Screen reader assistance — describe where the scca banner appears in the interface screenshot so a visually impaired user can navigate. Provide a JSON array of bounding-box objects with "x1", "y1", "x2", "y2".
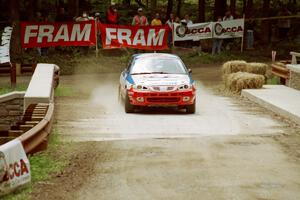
[
  {"x1": 0, "y1": 139, "x2": 31, "y2": 196},
  {"x1": 21, "y1": 21, "x2": 96, "y2": 48},
  {"x1": 100, "y1": 24, "x2": 169, "y2": 50},
  {"x1": 173, "y1": 22, "x2": 212, "y2": 41},
  {"x1": 212, "y1": 19, "x2": 244, "y2": 39}
]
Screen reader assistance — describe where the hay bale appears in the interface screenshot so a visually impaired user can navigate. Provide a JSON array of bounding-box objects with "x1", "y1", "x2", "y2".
[
  {"x1": 246, "y1": 62, "x2": 268, "y2": 75},
  {"x1": 225, "y1": 72, "x2": 265, "y2": 93},
  {"x1": 222, "y1": 60, "x2": 247, "y2": 75}
]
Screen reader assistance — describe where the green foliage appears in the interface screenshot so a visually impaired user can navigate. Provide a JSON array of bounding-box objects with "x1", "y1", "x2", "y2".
[
  {"x1": 0, "y1": 84, "x2": 28, "y2": 95},
  {"x1": 267, "y1": 76, "x2": 281, "y2": 85}
]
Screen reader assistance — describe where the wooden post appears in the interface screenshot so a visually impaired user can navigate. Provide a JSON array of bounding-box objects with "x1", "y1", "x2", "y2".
[
  {"x1": 10, "y1": 63, "x2": 16, "y2": 88},
  {"x1": 95, "y1": 19, "x2": 99, "y2": 58},
  {"x1": 241, "y1": 15, "x2": 245, "y2": 52}
]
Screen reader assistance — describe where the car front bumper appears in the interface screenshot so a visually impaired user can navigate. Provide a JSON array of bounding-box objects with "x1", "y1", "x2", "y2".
[{"x1": 127, "y1": 88, "x2": 196, "y2": 107}]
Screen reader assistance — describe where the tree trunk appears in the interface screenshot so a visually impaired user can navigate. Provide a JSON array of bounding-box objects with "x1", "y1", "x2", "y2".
[
  {"x1": 242, "y1": 0, "x2": 247, "y2": 15},
  {"x1": 245, "y1": 0, "x2": 253, "y2": 18},
  {"x1": 176, "y1": 0, "x2": 182, "y2": 18},
  {"x1": 27, "y1": 0, "x2": 35, "y2": 21},
  {"x1": 230, "y1": 0, "x2": 236, "y2": 17},
  {"x1": 68, "y1": 0, "x2": 79, "y2": 17},
  {"x1": 150, "y1": 0, "x2": 157, "y2": 13},
  {"x1": 261, "y1": 0, "x2": 271, "y2": 44},
  {"x1": 198, "y1": 0, "x2": 205, "y2": 22},
  {"x1": 214, "y1": 0, "x2": 227, "y2": 20},
  {"x1": 166, "y1": 0, "x2": 173, "y2": 20},
  {"x1": 10, "y1": 0, "x2": 22, "y2": 62}
]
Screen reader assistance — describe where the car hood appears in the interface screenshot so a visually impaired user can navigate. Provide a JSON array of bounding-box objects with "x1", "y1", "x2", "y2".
[{"x1": 131, "y1": 74, "x2": 191, "y2": 86}]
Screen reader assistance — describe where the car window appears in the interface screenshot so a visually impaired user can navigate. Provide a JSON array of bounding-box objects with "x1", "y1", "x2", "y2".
[{"x1": 130, "y1": 57, "x2": 187, "y2": 74}]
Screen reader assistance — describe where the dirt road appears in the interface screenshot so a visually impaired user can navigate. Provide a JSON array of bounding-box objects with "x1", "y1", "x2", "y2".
[{"x1": 33, "y1": 66, "x2": 300, "y2": 200}]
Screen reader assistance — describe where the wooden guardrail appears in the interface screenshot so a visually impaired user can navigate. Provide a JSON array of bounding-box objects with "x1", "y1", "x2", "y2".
[
  {"x1": 271, "y1": 63, "x2": 290, "y2": 85},
  {"x1": 18, "y1": 103, "x2": 54, "y2": 154}
]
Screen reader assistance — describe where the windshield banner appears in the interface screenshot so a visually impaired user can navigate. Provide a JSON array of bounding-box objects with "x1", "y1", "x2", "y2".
[
  {"x1": 99, "y1": 24, "x2": 169, "y2": 50},
  {"x1": 20, "y1": 21, "x2": 96, "y2": 48}
]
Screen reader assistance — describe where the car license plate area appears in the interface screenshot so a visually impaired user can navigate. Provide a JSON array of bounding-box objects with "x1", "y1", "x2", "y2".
[{"x1": 147, "y1": 97, "x2": 180, "y2": 103}]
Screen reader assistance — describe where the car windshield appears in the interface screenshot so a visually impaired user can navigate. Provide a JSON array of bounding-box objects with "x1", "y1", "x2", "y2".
[{"x1": 130, "y1": 57, "x2": 187, "y2": 75}]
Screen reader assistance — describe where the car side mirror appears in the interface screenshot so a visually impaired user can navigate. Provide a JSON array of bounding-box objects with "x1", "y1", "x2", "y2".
[{"x1": 188, "y1": 69, "x2": 192, "y2": 74}]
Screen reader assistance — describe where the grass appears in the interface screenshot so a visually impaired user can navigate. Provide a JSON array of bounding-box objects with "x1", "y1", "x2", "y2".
[
  {"x1": 0, "y1": 84, "x2": 28, "y2": 95},
  {"x1": 3, "y1": 130, "x2": 67, "y2": 200},
  {"x1": 54, "y1": 85, "x2": 75, "y2": 97},
  {"x1": 267, "y1": 76, "x2": 281, "y2": 85}
]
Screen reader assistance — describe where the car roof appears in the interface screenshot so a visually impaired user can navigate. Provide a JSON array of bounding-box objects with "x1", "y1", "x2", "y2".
[{"x1": 132, "y1": 53, "x2": 180, "y2": 60}]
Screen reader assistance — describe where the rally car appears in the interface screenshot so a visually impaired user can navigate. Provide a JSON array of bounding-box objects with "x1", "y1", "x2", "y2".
[{"x1": 119, "y1": 53, "x2": 196, "y2": 113}]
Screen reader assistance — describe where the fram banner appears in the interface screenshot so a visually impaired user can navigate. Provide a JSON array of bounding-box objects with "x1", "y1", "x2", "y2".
[
  {"x1": 99, "y1": 24, "x2": 169, "y2": 50},
  {"x1": 173, "y1": 22, "x2": 213, "y2": 41},
  {"x1": 0, "y1": 139, "x2": 31, "y2": 196},
  {"x1": 21, "y1": 21, "x2": 96, "y2": 48},
  {"x1": 212, "y1": 19, "x2": 244, "y2": 39}
]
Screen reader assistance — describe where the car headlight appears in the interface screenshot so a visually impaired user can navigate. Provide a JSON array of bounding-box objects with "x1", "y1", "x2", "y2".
[
  {"x1": 132, "y1": 85, "x2": 149, "y2": 91},
  {"x1": 178, "y1": 84, "x2": 192, "y2": 90}
]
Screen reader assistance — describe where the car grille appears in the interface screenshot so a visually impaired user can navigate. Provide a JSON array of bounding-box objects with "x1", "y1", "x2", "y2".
[
  {"x1": 147, "y1": 97, "x2": 180, "y2": 103},
  {"x1": 151, "y1": 86, "x2": 176, "y2": 92}
]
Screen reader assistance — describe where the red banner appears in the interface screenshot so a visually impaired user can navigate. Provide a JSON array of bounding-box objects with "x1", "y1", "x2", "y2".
[
  {"x1": 21, "y1": 21, "x2": 96, "y2": 48},
  {"x1": 99, "y1": 24, "x2": 169, "y2": 50}
]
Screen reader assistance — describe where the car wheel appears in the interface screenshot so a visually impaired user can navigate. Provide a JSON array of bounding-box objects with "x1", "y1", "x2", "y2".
[
  {"x1": 186, "y1": 100, "x2": 196, "y2": 114},
  {"x1": 125, "y1": 94, "x2": 135, "y2": 113}
]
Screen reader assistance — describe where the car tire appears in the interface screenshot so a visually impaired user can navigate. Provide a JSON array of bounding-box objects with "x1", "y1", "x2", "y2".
[
  {"x1": 125, "y1": 94, "x2": 135, "y2": 113},
  {"x1": 186, "y1": 100, "x2": 196, "y2": 114}
]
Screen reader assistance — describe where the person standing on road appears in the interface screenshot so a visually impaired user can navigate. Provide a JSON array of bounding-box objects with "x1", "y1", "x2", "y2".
[
  {"x1": 151, "y1": 13, "x2": 162, "y2": 26},
  {"x1": 106, "y1": 3, "x2": 118, "y2": 24},
  {"x1": 132, "y1": 8, "x2": 149, "y2": 26}
]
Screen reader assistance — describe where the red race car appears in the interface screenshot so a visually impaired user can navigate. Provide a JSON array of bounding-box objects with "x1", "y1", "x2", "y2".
[{"x1": 119, "y1": 53, "x2": 196, "y2": 113}]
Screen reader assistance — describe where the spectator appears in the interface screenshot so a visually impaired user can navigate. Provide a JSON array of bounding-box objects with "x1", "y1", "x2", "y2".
[
  {"x1": 175, "y1": 16, "x2": 180, "y2": 23},
  {"x1": 181, "y1": 14, "x2": 193, "y2": 25},
  {"x1": 223, "y1": 10, "x2": 234, "y2": 21},
  {"x1": 246, "y1": 19, "x2": 255, "y2": 49},
  {"x1": 56, "y1": 7, "x2": 68, "y2": 22},
  {"x1": 151, "y1": 13, "x2": 162, "y2": 26},
  {"x1": 75, "y1": 11, "x2": 94, "y2": 22},
  {"x1": 166, "y1": 13, "x2": 175, "y2": 47},
  {"x1": 223, "y1": 11, "x2": 234, "y2": 50},
  {"x1": 132, "y1": 8, "x2": 149, "y2": 26},
  {"x1": 212, "y1": 16, "x2": 223, "y2": 55},
  {"x1": 106, "y1": 3, "x2": 118, "y2": 24}
]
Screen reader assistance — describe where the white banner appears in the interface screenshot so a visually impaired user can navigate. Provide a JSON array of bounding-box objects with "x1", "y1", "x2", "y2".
[
  {"x1": 0, "y1": 139, "x2": 31, "y2": 196},
  {"x1": 173, "y1": 19, "x2": 244, "y2": 41},
  {"x1": 173, "y1": 22, "x2": 212, "y2": 41},
  {"x1": 0, "y1": 26, "x2": 12, "y2": 64},
  {"x1": 212, "y1": 19, "x2": 244, "y2": 39}
]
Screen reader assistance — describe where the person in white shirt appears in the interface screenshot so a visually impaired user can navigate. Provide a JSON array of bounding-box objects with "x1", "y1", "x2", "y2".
[
  {"x1": 223, "y1": 10, "x2": 233, "y2": 21},
  {"x1": 181, "y1": 14, "x2": 193, "y2": 25}
]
